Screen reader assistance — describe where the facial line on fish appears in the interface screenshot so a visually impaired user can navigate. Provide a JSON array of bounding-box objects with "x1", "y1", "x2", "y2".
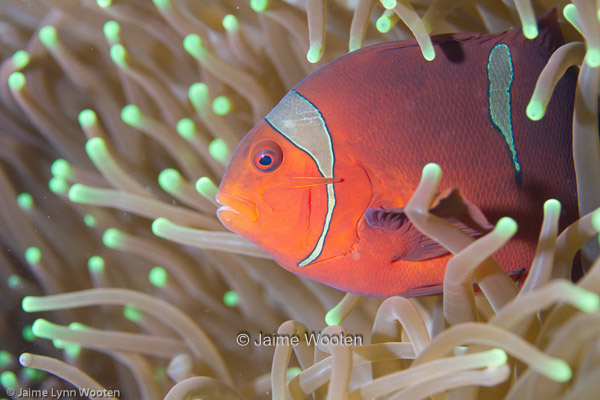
[{"x1": 266, "y1": 176, "x2": 343, "y2": 189}]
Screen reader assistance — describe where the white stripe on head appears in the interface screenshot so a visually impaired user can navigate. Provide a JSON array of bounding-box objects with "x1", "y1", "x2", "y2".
[{"x1": 265, "y1": 90, "x2": 336, "y2": 267}]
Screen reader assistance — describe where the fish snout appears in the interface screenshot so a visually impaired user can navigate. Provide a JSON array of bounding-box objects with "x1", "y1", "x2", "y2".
[{"x1": 216, "y1": 192, "x2": 259, "y2": 224}]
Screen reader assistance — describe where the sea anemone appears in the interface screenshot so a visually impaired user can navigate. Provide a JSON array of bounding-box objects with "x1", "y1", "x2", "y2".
[{"x1": 0, "y1": 0, "x2": 599, "y2": 399}]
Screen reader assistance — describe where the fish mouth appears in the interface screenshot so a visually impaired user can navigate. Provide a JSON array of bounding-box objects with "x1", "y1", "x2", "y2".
[{"x1": 216, "y1": 192, "x2": 258, "y2": 223}]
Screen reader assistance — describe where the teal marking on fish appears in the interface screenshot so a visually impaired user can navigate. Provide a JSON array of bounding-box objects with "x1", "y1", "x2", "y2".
[
  {"x1": 487, "y1": 43, "x2": 521, "y2": 185},
  {"x1": 265, "y1": 89, "x2": 336, "y2": 267}
]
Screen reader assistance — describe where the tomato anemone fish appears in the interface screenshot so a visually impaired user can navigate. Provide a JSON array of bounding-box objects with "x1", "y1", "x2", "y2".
[{"x1": 216, "y1": 11, "x2": 578, "y2": 297}]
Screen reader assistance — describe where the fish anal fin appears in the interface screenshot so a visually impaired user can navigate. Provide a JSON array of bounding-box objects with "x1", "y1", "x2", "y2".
[
  {"x1": 398, "y1": 284, "x2": 444, "y2": 297},
  {"x1": 365, "y1": 187, "x2": 493, "y2": 262}
]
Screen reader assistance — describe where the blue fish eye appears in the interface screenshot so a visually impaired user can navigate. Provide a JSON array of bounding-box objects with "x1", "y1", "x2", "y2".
[
  {"x1": 259, "y1": 154, "x2": 272, "y2": 166},
  {"x1": 252, "y1": 143, "x2": 282, "y2": 172}
]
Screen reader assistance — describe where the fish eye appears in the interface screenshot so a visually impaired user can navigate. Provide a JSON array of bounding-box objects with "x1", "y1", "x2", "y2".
[{"x1": 251, "y1": 141, "x2": 283, "y2": 173}]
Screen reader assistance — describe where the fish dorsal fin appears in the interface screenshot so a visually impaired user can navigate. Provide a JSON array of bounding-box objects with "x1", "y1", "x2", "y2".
[{"x1": 365, "y1": 188, "x2": 493, "y2": 262}]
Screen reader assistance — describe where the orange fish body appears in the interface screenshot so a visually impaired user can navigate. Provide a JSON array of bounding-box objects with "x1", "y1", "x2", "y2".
[{"x1": 217, "y1": 14, "x2": 578, "y2": 297}]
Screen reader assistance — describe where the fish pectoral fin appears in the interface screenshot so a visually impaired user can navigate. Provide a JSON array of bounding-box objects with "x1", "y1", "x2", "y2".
[
  {"x1": 364, "y1": 207, "x2": 449, "y2": 261},
  {"x1": 429, "y1": 187, "x2": 494, "y2": 236},
  {"x1": 396, "y1": 233, "x2": 450, "y2": 262},
  {"x1": 364, "y1": 187, "x2": 493, "y2": 262},
  {"x1": 364, "y1": 207, "x2": 410, "y2": 231}
]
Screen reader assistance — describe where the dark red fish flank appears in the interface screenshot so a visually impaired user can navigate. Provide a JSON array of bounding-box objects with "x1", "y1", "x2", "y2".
[
  {"x1": 290, "y1": 18, "x2": 577, "y2": 285},
  {"x1": 217, "y1": 12, "x2": 578, "y2": 297}
]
